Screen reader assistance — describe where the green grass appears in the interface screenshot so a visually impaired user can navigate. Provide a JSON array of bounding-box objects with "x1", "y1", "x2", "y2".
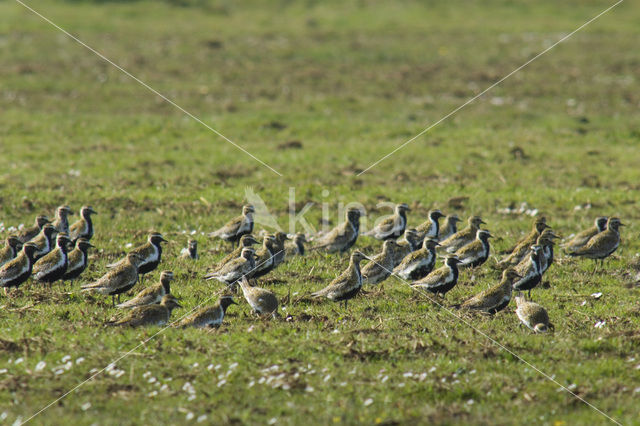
[{"x1": 1, "y1": 0, "x2": 640, "y2": 424}]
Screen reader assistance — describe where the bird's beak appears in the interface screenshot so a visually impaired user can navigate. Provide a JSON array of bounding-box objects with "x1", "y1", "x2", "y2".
[
  {"x1": 619, "y1": 223, "x2": 626, "y2": 226},
  {"x1": 161, "y1": 237, "x2": 169, "y2": 243},
  {"x1": 231, "y1": 299, "x2": 239, "y2": 305},
  {"x1": 480, "y1": 220, "x2": 487, "y2": 224},
  {"x1": 90, "y1": 209, "x2": 98, "y2": 214}
]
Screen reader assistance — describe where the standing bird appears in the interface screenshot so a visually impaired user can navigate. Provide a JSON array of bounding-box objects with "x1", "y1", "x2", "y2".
[
  {"x1": 393, "y1": 238, "x2": 439, "y2": 281},
  {"x1": 515, "y1": 294, "x2": 553, "y2": 333},
  {"x1": 69, "y1": 206, "x2": 97, "y2": 244},
  {"x1": 117, "y1": 270, "x2": 175, "y2": 308},
  {"x1": 0, "y1": 243, "x2": 39, "y2": 292},
  {"x1": 30, "y1": 224, "x2": 57, "y2": 261},
  {"x1": 272, "y1": 232, "x2": 290, "y2": 268},
  {"x1": 109, "y1": 232, "x2": 168, "y2": 283},
  {"x1": 180, "y1": 239, "x2": 199, "y2": 260},
  {"x1": 176, "y1": 296, "x2": 237, "y2": 328},
  {"x1": 209, "y1": 234, "x2": 258, "y2": 273},
  {"x1": 238, "y1": 277, "x2": 279, "y2": 316},
  {"x1": 535, "y1": 229, "x2": 560, "y2": 275},
  {"x1": 51, "y1": 205, "x2": 72, "y2": 235},
  {"x1": 512, "y1": 245, "x2": 544, "y2": 298},
  {"x1": 209, "y1": 204, "x2": 255, "y2": 248},
  {"x1": 107, "y1": 294, "x2": 181, "y2": 327},
  {"x1": 365, "y1": 203, "x2": 410, "y2": 241},
  {"x1": 249, "y1": 235, "x2": 278, "y2": 279},
  {"x1": 16, "y1": 215, "x2": 50, "y2": 243},
  {"x1": 497, "y1": 217, "x2": 549, "y2": 268},
  {"x1": 439, "y1": 214, "x2": 461, "y2": 241},
  {"x1": 392, "y1": 229, "x2": 421, "y2": 267},
  {"x1": 312, "y1": 206, "x2": 362, "y2": 253},
  {"x1": 411, "y1": 256, "x2": 462, "y2": 298},
  {"x1": 204, "y1": 247, "x2": 256, "y2": 287},
  {"x1": 562, "y1": 216, "x2": 608, "y2": 254},
  {"x1": 439, "y1": 215, "x2": 486, "y2": 254},
  {"x1": 456, "y1": 268, "x2": 521, "y2": 314},
  {"x1": 454, "y1": 229, "x2": 492, "y2": 268},
  {"x1": 285, "y1": 233, "x2": 307, "y2": 258},
  {"x1": 361, "y1": 240, "x2": 397, "y2": 285},
  {"x1": 82, "y1": 252, "x2": 144, "y2": 306},
  {"x1": 62, "y1": 238, "x2": 94, "y2": 284},
  {"x1": 32, "y1": 233, "x2": 71, "y2": 287},
  {"x1": 311, "y1": 251, "x2": 367, "y2": 308},
  {"x1": 415, "y1": 209, "x2": 445, "y2": 244},
  {"x1": 568, "y1": 217, "x2": 624, "y2": 269},
  {"x1": 0, "y1": 236, "x2": 23, "y2": 268}
]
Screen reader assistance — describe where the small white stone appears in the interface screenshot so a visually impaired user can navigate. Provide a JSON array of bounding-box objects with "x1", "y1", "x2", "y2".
[
  {"x1": 81, "y1": 402, "x2": 91, "y2": 411},
  {"x1": 363, "y1": 398, "x2": 374, "y2": 407},
  {"x1": 185, "y1": 412, "x2": 194, "y2": 421},
  {"x1": 35, "y1": 361, "x2": 46, "y2": 372},
  {"x1": 61, "y1": 355, "x2": 71, "y2": 363},
  {"x1": 197, "y1": 415, "x2": 207, "y2": 423},
  {"x1": 75, "y1": 357, "x2": 85, "y2": 365}
]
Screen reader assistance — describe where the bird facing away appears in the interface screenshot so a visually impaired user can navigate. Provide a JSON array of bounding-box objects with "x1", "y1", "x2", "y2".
[
  {"x1": 82, "y1": 252, "x2": 144, "y2": 306},
  {"x1": 457, "y1": 268, "x2": 521, "y2": 314},
  {"x1": 238, "y1": 277, "x2": 279, "y2": 316},
  {"x1": 454, "y1": 229, "x2": 492, "y2": 268},
  {"x1": 30, "y1": 224, "x2": 57, "y2": 261},
  {"x1": 392, "y1": 228, "x2": 421, "y2": 267},
  {"x1": 562, "y1": 216, "x2": 608, "y2": 254},
  {"x1": 415, "y1": 209, "x2": 445, "y2": 244},
  {"x1": 439, "y1": 215, "x2": 486, "y2": 254},
  {"x1": 16, "y1": 215, "x2": 50, "y2": 243},
  {"x1": 180, "y1": 239, "x2": 199, "y2": 260},
  {"x1": 411, "y1": 255, "x2": 462, "y2": 298},
  {"x1": 0, "y1": 243, "x2": 39, "y2": 291},
  {"x1": 32, "y1": 233, "x2": 71, "y2": 286},
  {"x1": 0, "y1": 236, "x2": 23, "y2": 268},
  {"x1": 209, "y1": 204, "x2": 255, "y2": 248},
  {"x1": 285, "y1": 233, "x2": 307, "y2": 258},
  {"x1": 497, "y1": 217, "x2": 549, "y2": 268},
  {"x1": 515, "y1": 294, "x2": 553, "y2": 333},
  {"x1": 107, "y1": 294, "x2": 181, "y2": 327},
  {"x1": 439, "y1": 214, "x2": 461, "y2": 241},
  {"x1": 204, "y1": 247, "x2": 256, "y2": 287},
  {"x1": 394, "y1": 238, "x2": 439, "y2": 281},
  {"x1": 117, "y1": 270, "x2": 175, "y2": 309},
  {"x1": 272, "y1": 232, "x2": 290, "y2": 268},
  {"x1": 313, "y1": 206, "x2": 362, "y2": 253},
  {"x1": 69, "y1": 206, "x2": 97, "y2": 244},
  {"x1": 249, "y1": 235, "x2": 278, "y2": 279},
  {"x1": 62, "y1": 238, "x2": 94, "y2": 282},
  {"x1": 361, "y1": 240, "x2": 397, "y2": 285},
  {"x1": 365, "y1": 203, "x2": 410, "y2": 241},
  {"x1": 175, "y1": 296, "x2": 237, "y2": 328},
  {"x1": 51, "y1": 205, "x2": 72, "y2": 235},
  {"x1": 311, "y1": 251, "x2": 367, "y2": 308},
  {"x1": 568, "y1": 217, "x2": 624, "y2": 266},
  {"x1": 513, "y1": 245, "x2": 544, "y2": 298},
  {"x1": 210, "y1": 234, "x2": 259, "y2": 273}
]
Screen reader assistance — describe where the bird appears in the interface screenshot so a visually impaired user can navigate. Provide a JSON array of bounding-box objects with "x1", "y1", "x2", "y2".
[
  {"x1": 0, "y1": 236, "x2": 22, "y2": 268},
  {"x1": 180, "y1": 239, "x2": 198, "y2": 260},
  {"x1": 411, "y1": 255, "x2": 462, "y2": 298},
  {"x1": 392, "y1": 228, "x2": 421, "y2": 267},
  {"x1": 439, "y1": 214, "x2": 461, "y2": 241},
  {"x1": 175, "y1": 296, "x2": 237, "y2": 328},
  {"x1": 107, "y1": 294, "x2": 181, "y2": 327},
  {"x1": 51, "y1": 205, "x2": 72, "y2": 235},
  {"x1": 393, "y1": 238, "x2": 439, "y2": 281},
  {"x1": 272, "y1": 232, "x2": 290, "y2": 268},
  {"x1": 209, "y1": 204, "x2": 255, "y2": 248},
  {"x1": 204, "y1": 247, "x2": 256, "y2": 287},
  {"x1": 312, "y1": 206, "x2": 362, "y2": 253},
  {"x1": 454, "y1": 229, "x2": 492, "y2": 268},
  {"x1": 30, "y1": 224, "x2": 57, "y2": 261},
  {"x1": 439, "y1": 216, "x2": 486, "y2": 254},
  {"x1": 16, "y1": 215, "x2": 50, "y2": 243},
  {"x1": 249, "y1": 235, "x2": 278, "y2": 279},
  {"x1": 512, "y1": 245, "x2": 544, "y2": 298},
  {"x1": 108, "y1": 232, "x2": 168, "y2": 283},
  {"x1": 563, "y1": 216, "x2": 608, "y2": 254},
  {"x1": 285, "y1": 233, "x2": 307, "y2": 258},
  {"x1": 515, "y1": 294, "x2": 553, "y2": 333},
  {"x1": 311, "y1": 251, "x2": 367, "y2": 308},
  {"x1": 117, "y1": 270, "x2": 175, "y2": 309},
  {"x1": 32, "y1": 233, "x2": 71, "y2": 287},
  {"x1": 365, "y1": 203, "x2": 410, "y2": 241},
  {"x1": 62, "y1": 238, "x2": 94, "y2": 284},
  {"x1": 568, "y1": 217, "x2": 624, "y2": 269},
  {"x1": 456, "y1": 268, "x2": 521, "y2": 314},
  {"x1": 82, "y1": 252, "x2": 144, "y2": 306},
  {"x1": 69, "y1": 206, "x2": 97, "y2": 243},
  {"x1": 415, "y1": 209, "x2": 445, "y2": 244},
  {"x1": 0, "y1": 243, "x2": 39, "y2": 292},
  {"x1": 209, "y1": 234, "x2": 259, "y2": 273},
  {"x1": 535, "y1": 229, "x2": 560, "y2": 275},
  {"x1": 238, "y1": 277, "x2": 279, "y2": 316},
  {"x1": 497, "y1": 217, "x2": 549, "y2": 268},
  {"x1": 361, "y1": 240, "x2": 397, "y2": 285}
]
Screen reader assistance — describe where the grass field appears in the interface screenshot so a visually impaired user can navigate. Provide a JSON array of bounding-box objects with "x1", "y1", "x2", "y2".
[{"x1": 1, "y1": 0, "x2": 640, "y2": 424}]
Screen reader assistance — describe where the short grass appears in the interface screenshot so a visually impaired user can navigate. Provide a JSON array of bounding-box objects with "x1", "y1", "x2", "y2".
[{"x1": 1, "y1": 0, "x2": 640, "y2": 424}]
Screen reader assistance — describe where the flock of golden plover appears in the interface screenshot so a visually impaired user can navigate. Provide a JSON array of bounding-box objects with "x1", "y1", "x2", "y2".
[{"x1": 0, "y1": 203, "x2": 624, "y2": 333}]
